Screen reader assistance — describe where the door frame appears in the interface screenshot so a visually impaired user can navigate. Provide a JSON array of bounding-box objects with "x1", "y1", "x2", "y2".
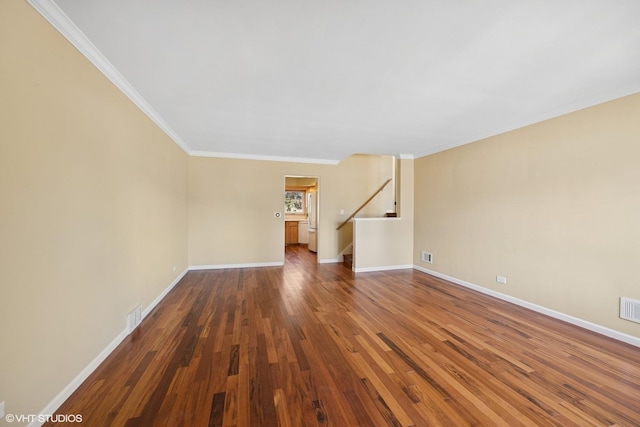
[{"x1": 283, "y1": 175, "x2": 320, "y2": 261}]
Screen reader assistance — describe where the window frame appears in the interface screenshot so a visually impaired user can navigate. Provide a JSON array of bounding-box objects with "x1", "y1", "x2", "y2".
[{"x1": 284, "y1": 187, "x2": 307, "y2": 216}]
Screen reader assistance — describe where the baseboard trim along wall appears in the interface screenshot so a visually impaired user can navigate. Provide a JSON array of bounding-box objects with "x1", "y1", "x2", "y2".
[
  {"x1": 30, "y1": 330, "x2": 129, "y2": 427},
  {"x1": 32, "y1": 267, "x2": 189, "y2": 427},
  {"x1": 143, "y1": 269, "x2": 189, "y2": 319},
  {"x1": 189, "y1": 262, "x2": 284, "y2": 270},
  {"x1": 353, "y1": 264, "x2": 414, "y2": 273},
  {"x1": 413, "y1": 265, "x2": 640, "y2": 349},
  {"x1": 37, "y1": 262, "x2": 638, "y2": 425},
  {"x1": 318, "y1": 258, "x2": 339, "y2": 264}
]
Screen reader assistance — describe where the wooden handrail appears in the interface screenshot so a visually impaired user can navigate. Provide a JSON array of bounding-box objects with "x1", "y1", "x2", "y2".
[{"x1": 336, "y1": 178, "x2": 393, "y2": 230}]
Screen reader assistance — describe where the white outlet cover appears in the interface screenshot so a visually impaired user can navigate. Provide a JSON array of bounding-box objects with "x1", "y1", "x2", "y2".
[
  {"x1": 0, "y1": 401, "x2": 5, "y2": 418},
  {"x1": 496, "y1": 275, "x2": 507, "y2": 284}
]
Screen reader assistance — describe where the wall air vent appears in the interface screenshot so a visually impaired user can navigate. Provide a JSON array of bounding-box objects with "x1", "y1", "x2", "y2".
[
  {"x1": 127, "y1": 305, "x2": 142, "y2": 333},
  {"x1": 620, "y1": 297, "x2": 640, "y2": 324},
  {"x1": 421, "y1": 251, "x2": 433, "y2": 263}
]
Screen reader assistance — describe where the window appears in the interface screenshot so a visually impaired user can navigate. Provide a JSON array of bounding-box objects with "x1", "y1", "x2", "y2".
[{"x1": 285, "y1": 190, "x2": 305, "y2": 214}]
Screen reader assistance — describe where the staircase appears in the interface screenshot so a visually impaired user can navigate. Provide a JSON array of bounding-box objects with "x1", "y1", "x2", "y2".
[
  {"x1": 343, "y1": 253, "x2": 353, "y2": 269},
  {"x1": 336, "y1": 177, "x2": 394, "y2": 272}
]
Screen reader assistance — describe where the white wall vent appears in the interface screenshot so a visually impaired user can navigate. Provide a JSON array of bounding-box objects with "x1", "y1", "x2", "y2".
[
  {"x1": 620, "y1": 298, "x2": 640, "y2": 324},
  {"x1": 421, "y1": 251, "x2": 433, "y2": 263},
  {"x1": 127, "y1": 305, "x2": 142, "y2": 333}
]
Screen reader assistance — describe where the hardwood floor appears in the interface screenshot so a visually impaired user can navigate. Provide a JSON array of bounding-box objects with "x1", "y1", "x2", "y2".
[{"x1": 49, "y1": 245, "x2": 640, "y2": 426}]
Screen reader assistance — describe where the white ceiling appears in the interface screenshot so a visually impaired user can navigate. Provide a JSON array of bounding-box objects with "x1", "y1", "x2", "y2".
[{"x1": 34, "y1": 0, "x2": 640, "y2": 163}]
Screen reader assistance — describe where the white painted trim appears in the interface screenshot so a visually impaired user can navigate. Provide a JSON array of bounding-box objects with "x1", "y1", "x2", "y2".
[
  {"x1": 25, "y1": 0, "x2": 397, "y2": 166},
  {"x1": 189, "y1": 150, "x2": 339, "y2": 165},
  {"x1": 30, "y1": 329, "x2": 128, "y2": 427},
  {"x1": 142, "y1": 268, "x2": 189, "y2": 320},
  {"x1": 318, "y1": 258, "x2": 340, "y2": 264},
  {"x1": 27, "y1": 0, "x2": 191, "y2": 155},
  {"x1": 354, "y1": 264, "x2": 413, "y2": 273},
  {"x1": 414, "y1": 85, "x2": 640, "y2": 160},
  {"x1": 189, "y1": 262, "x2": 283, "y2": 270},
  {"x1": 413, "y1": 265, "x2": 640, "y2": 349},
  {"x1": 31, "y1": 268, "x2": 190, "y2": 426}
]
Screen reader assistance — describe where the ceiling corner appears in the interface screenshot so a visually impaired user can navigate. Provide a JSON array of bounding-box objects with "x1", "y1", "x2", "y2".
[{"x1": 27, "y1": 0, "x2": 192, "y2": 155}]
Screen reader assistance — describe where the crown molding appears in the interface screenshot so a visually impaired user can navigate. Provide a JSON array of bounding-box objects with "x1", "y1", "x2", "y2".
[
  {"x1": 27, "y1": 0, "x2": 192, "y2": 155},
  {"x1": 26, "y1": 0, "x2": 416, "y2": 165},
  {"x1": 189, "y1": 150, "x2": 340, "y2": 165}
]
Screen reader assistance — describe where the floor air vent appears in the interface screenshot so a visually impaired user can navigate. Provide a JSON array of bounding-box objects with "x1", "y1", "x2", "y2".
[{"x1": 620, "y1": 298, "x2": 640, "y2": 324}]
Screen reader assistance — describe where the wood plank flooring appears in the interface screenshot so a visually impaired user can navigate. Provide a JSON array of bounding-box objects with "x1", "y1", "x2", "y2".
[{"x1": 48, "y1": 245, "x2": 640, "y2": 426}]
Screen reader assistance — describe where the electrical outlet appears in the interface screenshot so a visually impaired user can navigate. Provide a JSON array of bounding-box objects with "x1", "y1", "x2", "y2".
[
  {"x1": 421, "y1": 251, "x2": 433, "y2": 263},
  {"x1": 172, "y1": 265, "x2": 177, "y2": 272},
  {"x1": 0, "y1": 400, "x2": 5, "y2": 419},
  {"x1": 496, "y1": 275, "x2": 507, "y2": 284}
]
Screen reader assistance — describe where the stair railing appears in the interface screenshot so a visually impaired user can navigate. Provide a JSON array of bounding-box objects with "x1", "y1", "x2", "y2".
[{"x1": 336, "y1": 178, "x2": 392, "y2": 230}]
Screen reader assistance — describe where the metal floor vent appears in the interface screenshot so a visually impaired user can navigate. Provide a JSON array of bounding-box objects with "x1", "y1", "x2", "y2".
[{"x1": 620, "y1": 298, "x2": 640, "y2": 324}]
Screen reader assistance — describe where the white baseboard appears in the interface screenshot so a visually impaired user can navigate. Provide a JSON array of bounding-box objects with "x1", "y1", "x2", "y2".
[
  {"x1": 142, "y1": 268, "x2": 189, "y2": 319},
  {"x1": 31, "y1": 268, "x2": 190, "y2": 427},
  {"x1": 354, "y1": 264, "x2": 413, "y2": 273},
  {"x1": 318, "y1": 258, "x2": 339, "y2": 264},
  {"x1": 413, "y1": 265, "x2": 640, "y2": 349},
  {"x1": 189, "y1": 261, "x2": 283, "y2": 270},
  {"x1": 30, "y1": 329, "x2": 128, "y2": 427}
]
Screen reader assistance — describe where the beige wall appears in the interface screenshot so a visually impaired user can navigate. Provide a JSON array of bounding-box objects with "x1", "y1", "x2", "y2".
[
  {"x1": 353, "y1": 158, "x2": 414, "y2": 271},
  {"x1": 414, "y1": 93, "x2": 640, "y2": 338},
  {"x1": 11, "y1": 0, "x2": 639, "y2": 418},
  {"x1": 0, "y1": 2, "x2": 189, "y2": 422},
  {"x1": 188, "y1": 154, "x2": 395, "y2": 266}
]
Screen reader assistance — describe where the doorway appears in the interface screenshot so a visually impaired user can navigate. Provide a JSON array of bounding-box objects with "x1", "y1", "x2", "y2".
[{"x1": 284, "y1": 176, "x2": 319, "y2": 263}]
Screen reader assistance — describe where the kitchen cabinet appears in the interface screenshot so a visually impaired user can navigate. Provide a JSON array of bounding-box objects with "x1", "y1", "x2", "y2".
[{"x1": 285, "y1": 221, "x2": 298, "y2": 245}]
